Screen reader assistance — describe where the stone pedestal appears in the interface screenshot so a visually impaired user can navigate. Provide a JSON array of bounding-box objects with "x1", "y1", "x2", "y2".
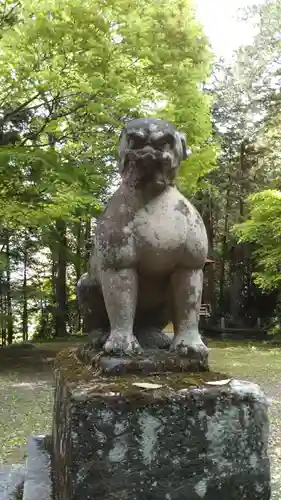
[
  {"x1": 52, "y1": 348, "x2": 271, "y2": 500},
  {"x1": 77, "y1": 343, "x2": 209, "y2": 375}
]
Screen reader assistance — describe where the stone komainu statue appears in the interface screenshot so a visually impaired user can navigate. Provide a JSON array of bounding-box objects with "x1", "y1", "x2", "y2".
[{"x1": 77, "y1": 117, "x2": 208, "y2": 358}]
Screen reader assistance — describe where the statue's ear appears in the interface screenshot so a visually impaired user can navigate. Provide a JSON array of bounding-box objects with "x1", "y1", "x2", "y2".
[{"x1": 179, "y1": 132, "x2": 188, "y2": 160}]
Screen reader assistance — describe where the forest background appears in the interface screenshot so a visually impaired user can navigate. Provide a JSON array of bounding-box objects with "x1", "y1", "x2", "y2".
[{"x1": 1, "y1": 0, "x2": 281, "y2": 344}]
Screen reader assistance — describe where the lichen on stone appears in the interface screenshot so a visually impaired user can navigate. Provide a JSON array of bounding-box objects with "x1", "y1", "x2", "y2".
[{"x1": 55, "y1": 347, "x2": 230, "y2": 404}]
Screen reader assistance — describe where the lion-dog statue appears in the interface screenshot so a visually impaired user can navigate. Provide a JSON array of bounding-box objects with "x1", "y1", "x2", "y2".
[{"x1": 77, "y1": 117, "x2": 208, "y2": 360}]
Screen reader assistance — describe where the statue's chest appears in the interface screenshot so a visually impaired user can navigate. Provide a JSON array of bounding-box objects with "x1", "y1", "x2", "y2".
[
  {"x1": 96, "y1": 188, "x2": 205, "y2": 273},
  {"x1": 130, "y1": 190, "x2": 199, "y2": 271},
  {"x1": 133, "y1": 201, "x2": 187, "y2": 252}
]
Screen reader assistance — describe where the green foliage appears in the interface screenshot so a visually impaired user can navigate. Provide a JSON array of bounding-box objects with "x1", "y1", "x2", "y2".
[
  {"x1": 226, "y1": 0, "x2": 281, "y2": 291},
  {"x1": 0, "y1": 0, "x2": 215, "y2": 341},
  {"x1": 0, "y1": 0, "x2": 215, "y2": 228},
  {"x1": 234, "y1": 190, "x2": 281, "y2": 289},
  {"x1": 0, "y1": 0, "x2": 20, "y2": 35}
]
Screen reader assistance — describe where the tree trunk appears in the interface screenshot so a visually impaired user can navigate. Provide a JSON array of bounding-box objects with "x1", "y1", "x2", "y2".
[
  {"x1": 228, "y1": 142, "x2": 248, "y2": 325},
  {"x1": 202, "y1": 190, "x2": 216, "y2": 311},
  {"x1": 83, "y1": 218, "x2": 91, "y2": 273},
  {"x1": 229, "y1": 244, "x2": 245, "y2": 326},
  {"x1": 239, "y1": 140, "x2": 246, "y2": 219},
  {"x1": 75, "y1": 220, "x2": 82, "y2": 331},
  {"x1": 49, "y1": 249, "x2": 57, "y2": 337},
  {"x1": 22, "y1": 236, "x2": 28, "y2": 342},
  {"x1": 54, "y1": 219, "x2": 68, "y2": 337},
  {"x1": 75, "y1": 220, "x2": 82, "y2": 281},
  {"x1": 5, "y1": 230, "x2": 13, "y2": 344},
  {"x1": 0, "y1": 272, "x2": 6, "y2": 345},
  {"x1": 219, "y1": 187, "x2": 231, "y2": 313}
]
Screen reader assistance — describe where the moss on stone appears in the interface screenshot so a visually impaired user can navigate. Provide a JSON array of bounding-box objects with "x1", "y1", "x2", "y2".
[
  {"x1": 77, "y1": 342, "x2": 209, "y2": 375},
  {"x1": 55, "y1": 348, "x2": 94, "y2": 384},
  {"x1": 55, "y1": 348, "x2": 230, "y2": 401}
]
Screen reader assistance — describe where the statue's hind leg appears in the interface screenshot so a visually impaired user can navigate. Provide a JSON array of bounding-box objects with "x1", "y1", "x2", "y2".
[
  {"x1": 77, "y1": 273, "x2": 109, "y2": 348},
  {"x1": 134, "y1": 304, "x2": 172, "y2": 349}
]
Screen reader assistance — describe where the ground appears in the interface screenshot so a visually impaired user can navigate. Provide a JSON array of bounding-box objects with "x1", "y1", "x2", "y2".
[{"x1": 0, "y1": 340, "x2": 280, "y2": 499}]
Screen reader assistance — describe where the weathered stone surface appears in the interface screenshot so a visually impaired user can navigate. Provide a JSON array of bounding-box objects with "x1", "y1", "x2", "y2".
[
  {"x1": 77, "y1": 117, "x2": 209, "y2": 359},
  {"x1": 77, "y1": 344, "x2": 209, "y2": 375},
  {"x1": 52, "y1": 349, "x2": 271, "y2": 500},
  {"x1": 23, "y1": 435, "x2": 52, "y2": 500},
  {"x1": 0, "y1": 463, "x2": 25, "y2": 500}
]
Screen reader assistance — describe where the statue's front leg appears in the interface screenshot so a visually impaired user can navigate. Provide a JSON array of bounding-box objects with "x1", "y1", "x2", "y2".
[
  {"x1": 100, "y1": 268, "x2": 142, "y2": 355},
  {"x1": 170, "y1": 268, "x2": 208, "y2": 359}
]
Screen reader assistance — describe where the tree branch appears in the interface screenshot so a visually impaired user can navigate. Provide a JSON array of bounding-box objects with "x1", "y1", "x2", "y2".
[{"x1": 3, "y1": 92, "x2": 43, "y2": 122}]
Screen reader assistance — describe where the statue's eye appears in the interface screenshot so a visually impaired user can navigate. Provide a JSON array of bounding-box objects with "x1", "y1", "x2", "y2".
[
  {"x1": 154, "y1": 134, "x2": 174, "y2": 149},
  {"x1": 128, "y1": 135, "x2": 146, "y2": 149}
]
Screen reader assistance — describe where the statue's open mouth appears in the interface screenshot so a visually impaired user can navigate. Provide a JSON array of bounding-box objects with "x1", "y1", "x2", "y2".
[
  {"x1": 123, "y1": 147, "x2": 175, "y2": 191},
  {"x1": 125, "y1": 148, "x2": 173, "y2": 166},
  {"x1": 126, "y1": 149, "x2": 162, "y2": 161}
]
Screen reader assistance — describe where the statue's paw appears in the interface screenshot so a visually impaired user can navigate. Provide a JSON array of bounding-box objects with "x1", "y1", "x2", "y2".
[
  {"x1": 170, "y1": 335, "x2": 208, "y2": 359},
  {"x1": 103, "y1": 332, "x2": 142, "y2": 356}
]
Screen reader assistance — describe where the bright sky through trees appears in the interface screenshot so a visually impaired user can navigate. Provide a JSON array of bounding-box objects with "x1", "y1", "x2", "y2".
[{"x1": 195, "y1": 0, "x2": 265, "y2": 58}]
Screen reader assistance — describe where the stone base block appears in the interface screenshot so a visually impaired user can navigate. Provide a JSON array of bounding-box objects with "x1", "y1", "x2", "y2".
[
  {"x1": 52, "y1": 348, "x2": 271, "y2": 500},
  {"x1": 23, "y1": 436, "x2": 52, "y2": 500},
  {"x1": 0, "y1": 463, "x2": 25, "y2": 500},
  {"x1": 77, "y1": 343, "x2": 209, "y2": 375}
]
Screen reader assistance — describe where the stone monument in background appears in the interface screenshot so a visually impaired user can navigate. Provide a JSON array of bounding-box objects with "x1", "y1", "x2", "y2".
[{"x1": 51, "y1": 118, "x2": 271, "y2": 500}]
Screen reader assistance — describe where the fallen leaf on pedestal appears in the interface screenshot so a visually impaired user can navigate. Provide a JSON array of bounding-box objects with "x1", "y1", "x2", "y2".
[
  {"x1": 132, "y1": 382, "x2": 163, "y2": 389},
  {"x1": 205, "y1": 379, "x2": 232, "y2": 386}
]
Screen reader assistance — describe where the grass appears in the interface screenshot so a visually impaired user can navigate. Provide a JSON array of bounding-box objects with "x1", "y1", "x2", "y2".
[
  {"x1": 0, "y1": 347, "x2": 54, "y2": 466},
  {"x1": 211, "y1": 343, "x2": 281, "y2": 500},
  {"x1": 0, "y1": 340, "x2": 280, "y2": 498}
]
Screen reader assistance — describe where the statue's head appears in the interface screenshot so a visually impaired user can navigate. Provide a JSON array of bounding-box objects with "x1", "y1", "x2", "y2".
[{"x1": 118, "y1": 117, "x2": 188, "y2": 194}]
